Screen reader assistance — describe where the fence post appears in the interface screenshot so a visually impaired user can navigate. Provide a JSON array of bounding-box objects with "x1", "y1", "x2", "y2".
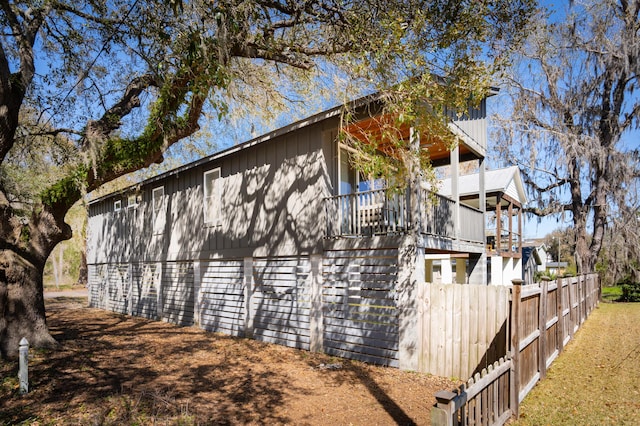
[
  {"x1": 580, "y1": 275, "x2": 586, "y2": 324},
  {"x1": 539, "y1": 277, "x2": 549, "y2": 380},
  {"x1": 510, "y1": 279, "x2": 523, "y2": 418},
  {"x1": 557, "y1": 276, "x2": 565, "y2": 353},
  {"x1": 432, "y1": 390, "x2": 457, "y2": 426},
  {"x1": 19, "y1": 337, "x2": 29, "y2": 394},
  {"x1": 568, "y1": 278, "x2": 575, "y2": 339}
]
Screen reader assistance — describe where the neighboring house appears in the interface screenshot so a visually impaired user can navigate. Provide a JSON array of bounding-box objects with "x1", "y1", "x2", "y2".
[
  {"x1": 522, "y1": 246, "x2": 542, "y2": 284},
  {"x1": 546, "y1": 261, "x2": 568, "y2": 276},
  {"x1": 87, "y1": 93, "x2": 492, "y2": 371},
  {"x1": 439, "y1": 166, "x2": 527, "y2": 285},
  {"x1": 521, "y1": 243, "x2": 549, "y2": 284}
]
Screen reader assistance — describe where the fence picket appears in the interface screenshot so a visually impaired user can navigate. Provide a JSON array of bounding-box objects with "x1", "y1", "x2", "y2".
[{"x1": 431, "y1": 274, "x2": 601, "y2": 426}]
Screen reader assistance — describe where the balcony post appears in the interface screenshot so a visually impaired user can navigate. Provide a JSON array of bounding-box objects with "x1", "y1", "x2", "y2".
[
  {"x1": 409, "y1": 127, "x2": 422, "y2": 232},
  {"x1": 451, "y1": 145, "x2": 460, "y2": 238}
]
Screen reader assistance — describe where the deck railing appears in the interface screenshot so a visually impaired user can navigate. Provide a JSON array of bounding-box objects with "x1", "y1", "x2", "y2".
[
  {"x1": 325, "y1": 187, "x2": 484, "y2": 242},
  {"x1": 421, "y1": 191, "x2": 455, "y2": 238},
  {"x1": 324, "y1": 188, "x2": 409, "y2": 237},
  {"x1": 459, "y1": 203, "x2": 485, "y2": 243}
]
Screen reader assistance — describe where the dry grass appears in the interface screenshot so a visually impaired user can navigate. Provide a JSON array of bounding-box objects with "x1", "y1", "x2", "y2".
[
  {"x1": 514, "y1": 303, "x2": 640, "y2": 425},
  {"x1": 1, "y1": 297, "x2": 458, "y2": 425}
]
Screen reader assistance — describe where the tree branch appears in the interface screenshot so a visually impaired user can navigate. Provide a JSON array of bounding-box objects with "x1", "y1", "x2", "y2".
[
  {"x1": 0, "y1": 1, "x2": 46, "y2": 88},
  {"x1": 84, "y1": 74, "x2": 158, "y2": 143}
]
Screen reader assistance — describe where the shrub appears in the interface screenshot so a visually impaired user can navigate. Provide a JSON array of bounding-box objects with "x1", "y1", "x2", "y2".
[
  {"x1": 616, "y1": 275, "x2": 640, "y2": 302},
  {"x1": 620, "y1": 281, "x2": 640, "y2": 302}
]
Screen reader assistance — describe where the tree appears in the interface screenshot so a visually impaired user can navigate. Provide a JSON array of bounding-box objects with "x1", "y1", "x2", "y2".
[
  {"x1": 0, "y1": 0, "x2": 534, "y2": 357},
  {"x1": 543, "y1": 227, "x2": 577, "y2": 274},
  {"x1": 596, "y1": 206, "x2": 640, "y2": 286},
  {"x1": 495, "y1": 0, "x2": 640, "y2": 274}
]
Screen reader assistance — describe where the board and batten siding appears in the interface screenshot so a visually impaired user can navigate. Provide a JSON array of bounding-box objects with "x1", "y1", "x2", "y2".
[
  {"x1": 322, "y1": 247, "x2": 400, "y2": 367},
  {"x1": 87, "y1": 119, "x2": 337, "y2": 267}
]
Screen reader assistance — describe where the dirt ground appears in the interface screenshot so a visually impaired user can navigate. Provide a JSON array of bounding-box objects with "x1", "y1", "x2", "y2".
[{"x1": 1, "y1": 297, "x2": 459, "y2": 425}]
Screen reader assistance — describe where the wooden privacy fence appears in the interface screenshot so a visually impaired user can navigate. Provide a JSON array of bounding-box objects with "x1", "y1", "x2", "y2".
[
  {"x1": 417, "y1": 283, "x2": 511, "y2": 379},
  {"x1": 432, "y1": 274, "x2": 600, "y2": 426}
]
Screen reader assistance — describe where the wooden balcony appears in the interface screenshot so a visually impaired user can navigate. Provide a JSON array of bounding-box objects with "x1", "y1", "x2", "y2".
[
  {"x1": 324, "y1": 188, "x2": 409, "y2": 237},
  {"x1": 324, "y1": 188, "x2": 484, "y2": 243}
]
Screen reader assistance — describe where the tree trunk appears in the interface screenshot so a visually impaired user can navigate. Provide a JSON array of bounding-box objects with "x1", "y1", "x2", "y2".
[
  {"x1": 51, "y1": 245, "x2": 63, "y2": 289},
  {"x1": 77, "y1": 246, "x2": 88, "y2": 286},
  {"x1": 0, "y1": 249, "x2": 57, "y2": 358}
]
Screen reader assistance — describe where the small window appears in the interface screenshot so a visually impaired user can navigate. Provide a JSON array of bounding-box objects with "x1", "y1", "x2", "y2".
[
  {"x1": 204, "y1": 168, "x2": 221, "y2": 225},
  {"x1": 127, "y1": 194, "x2": 138, "y2": 208},
  {"x1": 152, "y1": 186, "x2": 165, "y2": 234},
  {"x1": 113, "y1": 200, "x2": 122, "y2": 211}
]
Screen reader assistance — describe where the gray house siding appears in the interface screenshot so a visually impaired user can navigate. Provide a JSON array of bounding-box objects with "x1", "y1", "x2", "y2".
[
  {"x1": 251, "y1": 256, "x2": 312, "y2": 350},
  {"x1": 131, "y1": 262, "x2": 160, "y2": 319},
  {"x1": 161, "y1": 261, "x2": 195, "y2": 326},
  {"x1": 87, "y1": 98, "x2": 492, "y2": 370},
  {"x1": 322, "y1": 247, "x2": 400, "y2": 366},
  {"x1": 87, "y1": 119, "x2": 337, "y2": 265},
  {"x1": 200, "y1": 259, "x2": 245, "y2": 336},
  {"x1": 87, "y1": 118, "x2": 341, "y2": 352}
]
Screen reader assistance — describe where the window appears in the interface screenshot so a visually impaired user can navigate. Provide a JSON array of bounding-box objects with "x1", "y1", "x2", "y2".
[
  {"x1": 338, "y1": 146, "x2": 385, "y2": 195},
  {"x1": 152, "y1": 186, "x2": 165, "y2": 234},
  {"x1": 203, "y1": 168, "x2": 221, "y2": 225},
  {"x1": 113, "y1": 200, "x2": 122, "y2": 212},
  {"x1": 127, "y1": 194, "x2": 138, "y2": 208}
]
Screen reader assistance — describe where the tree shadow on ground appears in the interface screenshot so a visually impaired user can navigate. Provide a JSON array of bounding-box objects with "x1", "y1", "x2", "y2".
[
  {"x1": 301, "y1": 358, "x2": 418, "y2": 426},
  {"x1": 0, "y1": 298, "x2": 302, "y2": 425}
]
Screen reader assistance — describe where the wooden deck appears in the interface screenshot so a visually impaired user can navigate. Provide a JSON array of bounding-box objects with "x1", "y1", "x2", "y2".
[{"x1": 324, "y1": 188, "x2": 484, "y2": 245}]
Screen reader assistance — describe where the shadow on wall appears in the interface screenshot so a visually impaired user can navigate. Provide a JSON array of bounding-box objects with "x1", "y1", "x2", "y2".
[
  {"x1": 89, "y1": 139, "x2": 330, "y2": 264},
  {"x1": 220, "y1": 147, "x2": 329, "y2": 256}
]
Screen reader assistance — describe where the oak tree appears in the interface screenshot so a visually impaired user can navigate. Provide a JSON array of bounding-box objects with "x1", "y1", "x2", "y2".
[
  {"x1": 0, "y1": 0, "x2": 533, "y2": 357},
  {"x1": 495, "y1": 0, "x2": 640, "y2": 273}
]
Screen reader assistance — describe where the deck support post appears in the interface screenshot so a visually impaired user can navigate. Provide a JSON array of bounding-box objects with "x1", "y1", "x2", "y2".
[
  {"x1": 309, "y1": 254, "x2": 324, "y2": 353},
  {"x1": 193, "y1": 260, "x2": 202, "y2": 327},
  {"x1": 243, "y1": 257, "x2": 255, "y2": 338},
  {"x1": 397, "y1": 235, "x2": 424, "y2": 371}
]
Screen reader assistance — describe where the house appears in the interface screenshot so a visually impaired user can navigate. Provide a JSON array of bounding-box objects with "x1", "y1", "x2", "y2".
[
  {"x1": 546, "y1": 261, "x2": 568, "y2": 277},
  {"x1": 87, "y1": 93, "x2": 492, "y2": 372},
  {"x1": 522, "y1": 243, "x2": 552, "y2": 284},
  {"x1": 438, "y1": 166, "x2": 527, "y2": 285},
  {"x1": 522, "y1": 245, "x2": 541, "y2": 284}
]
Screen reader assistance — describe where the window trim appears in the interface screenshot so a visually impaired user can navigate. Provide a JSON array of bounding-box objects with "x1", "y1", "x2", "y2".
[
  {"x1": 113, "y1": 199, "x2": 122, "y2": 212},
  {"x1": 127, "y1": 194, "x2": 138, "y2": 209},
  {"x1": 152, "y1": 186, "x2": 165, "y2": 234},
  {"x1": 203, "y1": 168, "x2": 221, "y2": 226}
]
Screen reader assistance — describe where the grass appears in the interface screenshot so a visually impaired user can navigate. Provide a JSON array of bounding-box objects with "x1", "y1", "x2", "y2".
[
  {"x1": 514, "y1": 303, "x2": 640, "y2": 425},
  {"x1": 601, "y1": 285, "x2": 623, "y2": 302}
]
